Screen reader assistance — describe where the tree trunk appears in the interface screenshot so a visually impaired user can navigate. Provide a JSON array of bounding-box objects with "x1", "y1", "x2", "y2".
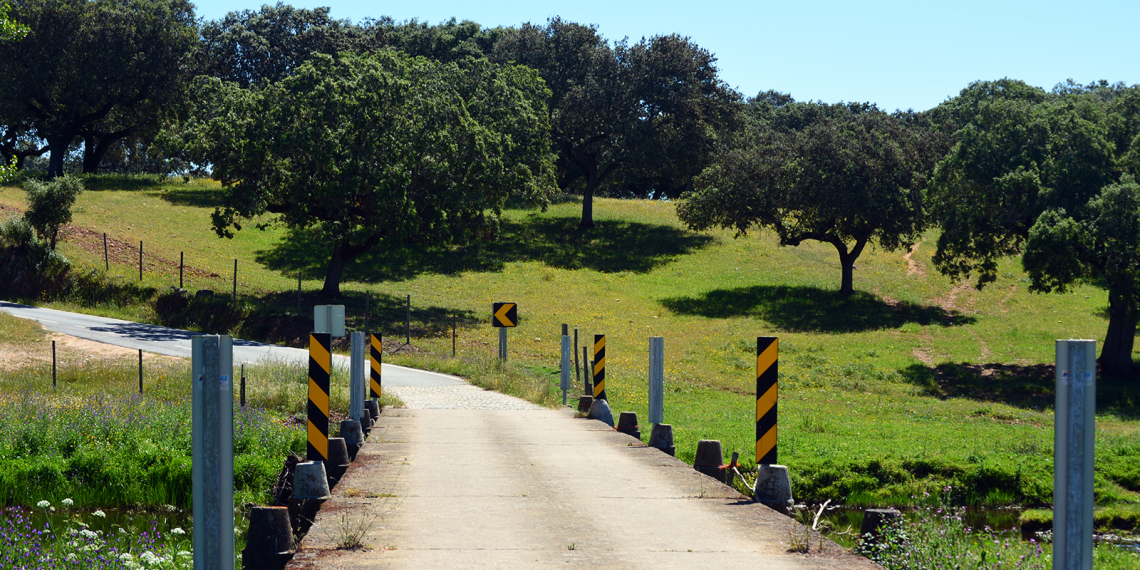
[
  {"x1": 46, "y1": 134, "x2": 72, "y2": 178},
  {"x1": 82, "y1": 134, "x2": 97, "y2": 173},
  {"x1": 1099, "y1": 290, "x2": 1138, "y2": 376},
  {"x1": 322, "y1": 241, "x2": 350, "y2": 297},
  {"x1": 580, "y1": 173, "x2": 598, "y2": 229},
  {"x1": 82, "y1": 130, "x2": 131, "y2": 174},
  {"x1": 831, "y1": 237, "x2": 868, "y2": 297}
]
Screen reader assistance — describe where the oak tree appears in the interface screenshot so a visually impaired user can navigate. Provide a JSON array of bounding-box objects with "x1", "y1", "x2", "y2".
[
  {"x1": 176, "y1": 51, "x2": 556, "y2": 296},
  {"x1": 678, "y1": 102, "x2": 947, "y2": 295},
  {"x1": 930, "y1": 80, "x2": 1140, "y2": 374}
]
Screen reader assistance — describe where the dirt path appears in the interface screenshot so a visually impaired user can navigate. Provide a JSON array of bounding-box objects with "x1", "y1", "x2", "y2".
[{"x1": 903, "y1": 242, "x2": 925, "y2": 277}]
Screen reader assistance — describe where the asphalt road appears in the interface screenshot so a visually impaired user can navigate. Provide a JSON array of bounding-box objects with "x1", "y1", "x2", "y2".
[{"x1": 0, "y1": 301, "x2": 465, "y2": 387}]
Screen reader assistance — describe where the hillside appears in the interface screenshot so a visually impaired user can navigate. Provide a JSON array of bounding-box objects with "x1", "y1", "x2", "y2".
[{"x1": 1, "y1": 176, "x2": 1137, "y2": 513}]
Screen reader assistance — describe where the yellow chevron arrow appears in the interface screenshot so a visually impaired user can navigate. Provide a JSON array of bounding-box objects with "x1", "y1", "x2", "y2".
[{"x1": 494, "y1": 303, "x2": 515, "y2": 326}]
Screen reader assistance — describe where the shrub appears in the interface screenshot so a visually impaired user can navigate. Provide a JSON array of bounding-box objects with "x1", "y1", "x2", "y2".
[{"x1": 23, "y1": 175, "x2": 84, "y2": 250}]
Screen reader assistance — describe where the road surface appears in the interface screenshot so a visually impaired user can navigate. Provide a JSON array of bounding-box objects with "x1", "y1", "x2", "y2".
[
  {"x1": 0, "y1": 301, "x2": 463, "y2": 387},
  {"x1": 284, "y1": 390, "x2": 878, "y2": 570}
]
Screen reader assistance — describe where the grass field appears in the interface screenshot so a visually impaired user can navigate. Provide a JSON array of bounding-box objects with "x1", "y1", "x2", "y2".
[{"x1": 1, "y1": 176, "x2": 1138, "y2": 528}]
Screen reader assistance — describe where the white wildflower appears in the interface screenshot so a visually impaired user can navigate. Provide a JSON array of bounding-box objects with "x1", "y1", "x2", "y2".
[
  {"x1": 61, "y1": 498, "x2": 74, "y2": 507},
  {"x1": 36, "y1": 500, "x2": 50, "y2": 508},
  {"x1": 170, "y1": 527, "x2": 186, "y2": 535},
  {"x1": 93, "y1": 510, "x2": 106, "y2": 518},
  {"x1": 176, "y1": 551, "x2": 192, "y2": 558},
  {"x1": 139, "y1": 551, "x2": 161, "y2": 565},
  {"x1": 66, "y1": 553, "x2": 77, "y2": 561},
  {"x1": 119, "y1": 552, "x2": 134, "y2": 561}
]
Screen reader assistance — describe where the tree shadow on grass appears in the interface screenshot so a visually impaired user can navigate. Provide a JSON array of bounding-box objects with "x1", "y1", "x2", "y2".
[
  {"x1": 155, "y1": 187, "x2": 227, "y2": 209},
  {"x1": 253, "y1": 215, "x2": 714, "y2": 283},
  {"x1": 900, "y1": 362, "x2": 1139, "y2": 416},
  {"x1": 156, "y1": 287, "x2": 478, "y2": 350},
  {"x1": 659, "y1": 285, "x2": 974, "y2": 333}
]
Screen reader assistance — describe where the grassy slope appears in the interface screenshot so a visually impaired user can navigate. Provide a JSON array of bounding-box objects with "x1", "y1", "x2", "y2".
[{"x1": 1, "y1": 178, "x2": 1138, "y2": 515}]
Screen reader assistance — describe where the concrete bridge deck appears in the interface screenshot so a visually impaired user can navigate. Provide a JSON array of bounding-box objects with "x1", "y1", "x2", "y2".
[{"x1": 285, "y1": 389, "x2": 878, "y2": 570}]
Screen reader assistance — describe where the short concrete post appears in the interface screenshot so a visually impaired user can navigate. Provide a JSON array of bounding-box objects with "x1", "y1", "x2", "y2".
[
  {"x1": 293, "y1": 462, "x2": 331, "y2": 500},
  {"x1": 242, "y1": 506, "x2": 293, "y2": 570},
  {"x1": 577, "y1": 395, "x2": 593, "y2": 413},
  {"x1": 587, "y1": 397, "x2": 614, "y2": 427},
  {"x1": 340, "y1": 419, "x2": 364, "y2": 460},
  {"x1": 648, "y1": 424, "x2": 675, "y2": 456},
  {"x1": 694, "y1": 440, "x2": 725, "y2": 483},
  {"x1": 365, "y1": 399, "x2": 380, "y2": 425},
  {"x1": 648, "y1": 337, "x2": 664, "y2": 425},
  {"x1": 1055, "y1": 339, "x2": 1096, "y2": 570},
  {"x1": 754, "y1": 465, "x2": 794, "y2": 512},
  {"x1": 616, "y1": 412, "x2": 640, "y2": 441},
  {"x1": 325, "y1": 437, "x2": 351, "y2": 489},
  {"x1": 859, "y1": 509, "x2": 902, "y2": 547}
]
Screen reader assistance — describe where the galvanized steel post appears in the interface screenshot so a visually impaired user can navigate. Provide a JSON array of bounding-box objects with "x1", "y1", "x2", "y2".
[
  {"x1": 349, "y1": 331, "x2": 366, "y2": 423},
  {"x1": 1054, "y1": 339, "x2": 1096, "y2": 570},
  {"x1": 192, "y1": 335, "x2": 235, "y2": 570},
  {"x1": 560, "y1": 333, "x2": 571, "y2": 405},
  {"x1": 648, "y1": 337, "x2": 664, "y2": 425}
]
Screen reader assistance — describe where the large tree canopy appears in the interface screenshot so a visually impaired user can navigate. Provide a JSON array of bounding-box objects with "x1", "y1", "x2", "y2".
[
  {"x1": 492, "y1": 18, "x2": 740, "y2": 228},
  {"x1": 930, "y1": 79, "x2": 1140, "y2": 374},
  {"x1": 678, "y1": 101, "x2": 948, "y2": 295},
  {"x1": 0, "y1": 0, "x2": 197, "y2": 176},
  {"x1": 0, "y1": 1, "x2": 28, "y2": 41},
  {"x1": 175, "y1": 50, "x2": 556, "y2": 296},
  {"x1": 198, "y1": 3, "x2": 367, "y2": 88}
]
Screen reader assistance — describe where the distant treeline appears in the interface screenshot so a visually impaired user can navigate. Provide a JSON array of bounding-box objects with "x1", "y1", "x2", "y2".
[{"x1": 5, "y1": 1, "x2": 1140, "y2": 375}]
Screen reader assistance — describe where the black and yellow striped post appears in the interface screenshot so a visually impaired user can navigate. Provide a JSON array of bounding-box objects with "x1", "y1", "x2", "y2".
[
  {"x1": 592, "y1": 334, "x2": 607, "y2": 401},
  {"x1": 308, "y1": 333, "x2": 331, "y2": 462},
  {"x1": 369, "y1": 333, "x2": 382, "y2": 400},
  {"x1": 756, "y1": 336, "x2": 778, "y2": 465}
]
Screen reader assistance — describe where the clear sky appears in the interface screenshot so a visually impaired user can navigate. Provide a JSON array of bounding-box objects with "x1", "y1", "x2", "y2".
[{"x1": 191, "y1": 0, "x2": 1140, "y2": 112}]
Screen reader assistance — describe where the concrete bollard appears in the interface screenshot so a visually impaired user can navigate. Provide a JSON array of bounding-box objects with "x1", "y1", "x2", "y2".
[
  {"x1": 616, "y1": 412, "x2": 641, "y2": 441},
  {"x1": 325, "y1": 438, "x2": 351, "y2": 489},
  {"x1": 859, "y1": 508, "x2": 902, "y2": 546},
  {"x1": 292, "y1": 462, "x2": 331, "y2": 500},
  {"x1": 694, "y1": 440, "x2": 726, "y2": 483},
  {"x1": 365, "y1": 399, "x2": 380, "y2": 421},
  {"x1": 242, "y1": 506, "x2": 293, "y2": 570},
  {"x1": 754, "y1": 464, "x2": 794, "y2": 512},
  {"x1": 648, "y1": 423, "x2": 675, "y2": 456},
  {"x1": 577, "y1": 395, "x2": 593, "y2": 413},
  {"x1": 587, "y1": 398, "x2": 615, "y2": 427},
  {"x1": 340, "y1": 420, "x2": 364, "y2": 460}
]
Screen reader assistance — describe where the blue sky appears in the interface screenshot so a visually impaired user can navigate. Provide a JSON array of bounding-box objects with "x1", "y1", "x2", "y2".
[{"x1": 191, "y1": 0, "x2": 1140, "y2": 112}]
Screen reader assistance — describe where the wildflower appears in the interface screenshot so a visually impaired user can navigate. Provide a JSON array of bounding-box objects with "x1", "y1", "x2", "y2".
[
  {"x1": 61, "y1": 498, "x2": 73, "y2": 507},
  {"x1": 119, "y1": 552, "x2": 134, "y2": 561},
  {"x1": 170, "y1": 527, "x2": 186, "y2": 535},
  {"x1": 93, "y1": 510, "x2": 106, "y2": 518},
  {"x1": 36, "y1": 500, "x2": 50, "y2": 509}
]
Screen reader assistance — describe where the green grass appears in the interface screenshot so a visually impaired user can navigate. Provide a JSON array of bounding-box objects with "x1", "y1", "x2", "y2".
[
  {"x1": 0, "y1": 310, "x2": 43, "y2": 344},
  {"x1": 2, "y1": 176, "x2": 1138, "y2": 523},
  {"x1": 0, "y1": 357, "x2": 305, "y2": 509}
]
